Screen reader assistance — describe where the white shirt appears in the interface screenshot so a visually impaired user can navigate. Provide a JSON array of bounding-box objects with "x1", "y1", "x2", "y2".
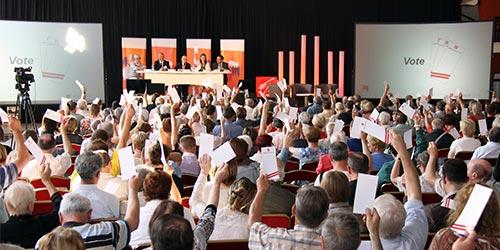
[
  {"x1": 21, "y1": 152, "x2": 71, "y2": 180},
  {"x1": 130, "y1": 199, "x2": 195, "y2": 246},
  {"x1": 210, "y1": 207, "x2": 249, "y2": 241},
  {"x1": 471, "y1": 141, "x2": 500, "y2": 160},
  {"x1": 268, "y1": 131, "x2": 285, "y2": 150},
  {"x1": 73, "y1": 184, "x2": 120, "y2": 219},
  {"x1": 449, "y1": 137, "x2": 481, "y2": 158}
]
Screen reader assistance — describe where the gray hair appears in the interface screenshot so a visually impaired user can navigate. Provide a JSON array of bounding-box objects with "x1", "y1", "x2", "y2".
[
  {"x1": 77, "y1": 99, "x2": 87, "y2": 110},
  {"x1": 378, "y1": 112, "x2": 391, "y2": 126},
  {"x1": 431, "y1": 118, "x2": 444, "y2": 130},
  {"x1": 321, "y1": 213, "x2": 361, "y2": 250},
  {"x1": 4, "y1": 181, "x2": 35, "y2": 215},
  {"x1": 373, "y1": 194, "x2": 406, "y2": 239},
  {"x1": 98, "y1": 122, "x2": 114, "y2": 138},
  {"x1": 60, "y1": 193, "x2": 92, "y2": 215},
  {"x1": 75, "y1": 151, "x2": 103, "y2": 180},
  {"x1": 295, "y1": 186, "x2": 329, "y2": 228},
  {"x1": 299, "y1": 112, "x2": 312, "y2": 125}
]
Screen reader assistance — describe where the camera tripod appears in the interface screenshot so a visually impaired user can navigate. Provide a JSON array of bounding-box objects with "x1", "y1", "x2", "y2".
[{"x1": 16, "y1": 89, "x2": 37, "y2": 131}]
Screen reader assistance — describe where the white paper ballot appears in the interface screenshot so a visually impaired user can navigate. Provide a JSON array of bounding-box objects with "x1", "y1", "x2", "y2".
[
  {"x1": 223, "y1": 85, "x2": 232, "y2": 94},
  {"x1": 274, "y1": 93, "x2": 281, "y2": 103},
  {"x1": 404, "y1": 129, "x2": 413, "y2": 149},
  {"x1": 333, "y1": 119, "x2": 345, "y2": 133},
  {"x1": 256, "y1": 100, "x2": 263, "y2": 110},
  {"x1": 399, "y1": 103, "x2": 416, "y2": 119},
  {"x1": 283, "y1": 117, "x2": 291, "y2": 132},
  {"x1": 275, "y1": 112, "x2": 289, "y2": 123},
  {"x1": 259, "y1": 147, "x2": 280, "y2": 181},
  {"x1": 158, "y1": 138, "x2": 168, "y2": 166},
  {"x1": 25, "y1": 137, "x2": 45, "y2": 163},
  {"x1": 283, "y1": 97, "x2": 290, "y2": 107},
  {"x1": 198, "y1": 133, "x2": 215, "y2": 159},
  {"x1": 149, "y1": 132, "x2": 160, "y2": 142},
  {"x1": 215, "y1": 106, "x2": 223, "y2": 120},
  {"x1": 103, "y1": 182, "x2": 120, "y2": 195},
  {"x1": 369, "y1": 108, "x2": 380, "y2": 122},
  {"x1": 144, "y1": 139, "x2": 155, "y2": 160},
  {"x1": 210, "y1": 141, "x2": 236, "y2": 166},
  {"x1": 231, "y1": 102, "x2": 241, "y2": 112},
  {"x1": 461, "y1": 108, "x2": 468, "y2": 121},
  {"x1": 353, "y1": 174, "x2": 379, "y2": 214},
  {"x1": 451, "y1": 184, "x2": 493, "y2": 236},
  {"x1": 185, "y1": 106, "x2": 200, "y2": 120},
  {"x1": 449, "y1": 127, "x2": 461, "y2": 139},
  {"x1": 60, "y1": 97, "x2": 71, "y2": 110},
  {"x1": 167, "y1": 86, "x2": 181, "y2": 103},
  {"x1": 118, "y1": 146, "x2": 136, "y2": 180},
  {"x1": 276, "y1": 80, "x2": 287, "y2": 92},
  {"x1": 316, "y1": 88, "x2": 321, "y2": 96},
  {"x1": 351, "y1": 117, "x2": 368, "y2": 139},
  {"x1": 75, "y1": 80, "x2": 84, "y2": 90},
  {"x1": 258, "y1": 91, "x2": 267, "y2": 100},
  {"x1": 43, "y1": 109, "x2": 62, "y2": 123},
  {"x1": 288, "y1": 107, "x2": 298, "y2": 121},
  {"x1": 419, "y1": 98, "x2": 431, "y2": 111},
  {"x1": 0, "y1": 108, "x2": 9, "y2": 123},
  {"x1": 478, "y1": 119, "x2": 488, "y2": 135},
  {"x1": 363, "y1": 120, "x2": 389, "y2": 143},
  {"x1": 92, "y1": 97, "x2": 100, "y2": 105}
]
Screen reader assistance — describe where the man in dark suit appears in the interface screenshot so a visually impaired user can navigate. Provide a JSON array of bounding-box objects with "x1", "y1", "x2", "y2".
[
  {"x1": 175, "y1": 55, "x2": 191, "y2": 71},
  {"x1": 153, "y1": 52, "x2": 170, "y2": 71},
  {"x1": 211, "y1": 55, "x2": 230, "y2": 71}
]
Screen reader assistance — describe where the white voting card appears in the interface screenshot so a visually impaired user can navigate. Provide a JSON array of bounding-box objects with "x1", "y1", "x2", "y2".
[
  {"x1": 351, "y1": 117, "x2": 368, "y2": 139},
  {"x1": 404, "y1": 129, "x2": 413, "y2": 149},
  {"x1": 369, "y1": 108, "x2": 380, "y2": 122},
  {"x1": 118, "y1": 146, "x2": 136, "y2": 180},
  {"x1": 198, "y1": 133, "x2": 215, "y2": 159},
  {"x1": 461, "y1": 108, "x2": 468, "y2": 121},
  {"x1": 399, "y1": 103, "x2": 416, "y2": 119},
  {"x1": 451, "y1": 184, "x2": 492, "y2": 236},
  {"x1": 333, "y1": 119, "x2": 345, "y2": 133},
  {"x1": 259, "y1": 147, "x2": 280, "y2": 181},
  {"x1": 216, "y1": 106, "x2": 223, "y2": 120},
  {"x1": 103, "y1": 182, "x2": 120, "y2": 195},
  {"x1": 168, "y1": 85, "x2": 181, "y2": 103},
  {"x1": 353, "y1": 174, "x2": 379, "y2": 214},
  {"x1": 43, "y1": 109, "x2": 62, "y2": 123},
  {"x1": 288, "y1": 107, "x2": 298, "y2": 121},
  {"x1": 478, "y1": 119, "x2": 488, "y2": 135},
  {"x1": 449, "y1": 127, "x2": 461, "y2": 139},
  {"x1": 210, "y1": 141, "x2": 236, "y2": 166},
  {"x1": 0, "y1": 108, "x2": 9, "y2": 123},
  {"x1": 25, "y1": 137, "x2": 45, "y2": 163},
  {"x1": 363, "y1": 120, "x2": 388, "y2": 143}
]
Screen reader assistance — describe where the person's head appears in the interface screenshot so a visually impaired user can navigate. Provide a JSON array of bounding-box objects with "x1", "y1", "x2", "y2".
[
  {"x1": 75, "y1": 151, "x2": 103, "y2": 183},
  {"x1": 334, "y1": 102, "x2": 345, "y2": 113},
  {"x1": 38, "y1": 133, "x2": 56, "y2": 151},
  {"x1": 254, "y1": 135, "x2": 273, "y2": 152},
  {"x1": 321, "y1": 213, "x2": 361, "y2": 250},
  {"x1": 486, "y1": 103, "x2": 497, "y2": 115},
  {"x1": 442, "y1": 159, "x2": 468, "y2": 193},
  {"x1": 436, "y1": 100, "x2": 446, "y2": 112},
  {"x1": 447, "y1": 183, "x2": 499, "y2": 235},
  {"x1": 143, "y1": 170, "x2": 172, "y2": 202},
  {"x1": 272, "y1": 118, "x2": 284, "y2": 130},
  {"x1": 203, "y1": 118, "x2": 215, "y2": 133},
  {"x1": 150, "y1": 214, "x2": 193, "y2": 250},
  {"x1": 181, "y1": 55, "x2": 187, "y2": 64},
  {"x1": 67, "y1": 100, "x2": 78, "y2": 113},
  {"x1": 237, "y1": 135, "x2": 253, "y2": 154},
  {"x1": 489, "y1": 126, "x2": 500, "y2": 143},
  {"x1": 179, "y1": 135, "x2": 196, "y2": 154},
  {"x1": 148, "y1": 200, "x2": 184, "y2": 230},
  {"x1": 312, "y1": 115, "x2": 327, "y2": 129},
  {"x1": 373, "y1": 194, "x2": 406, "y2": 239},
  {"x1": 228, "y1": 177, "x2": 257, "y2": 214},
  {"x1": 243, "y1": 127, "x2": 258, "y2": 142},
  {"x1": 329, "y1": 142, "x2": 348, "y2": 162},
  {"x1": 467, "y1": 159, "x2": 492, "y2": 184},
  {"x1": 0, "y1": 144, "x2": 6, "y2": 165},
  {"x1": 323, "y1": 99, "x2": 332, "y2": 110},
  {"x1": 470, "y1": 101, "x2": 482, "y2": 115},
  {"x1": 59, "y1": 193, "x2": 92, "y2": 224},
  {"x1": 90, "y1": 104, "x2": 100, "y2": 117},
  {"x1": 64, "y1": 116, "x2": 78, "y2": 133},
  {"x1": 230, "y1": 138, "x2": 249, "y2": 162},
  {"x1": 459, "y1": 119, "x2": 476, "y2": 137},
  {"x1": 305, "y1": 126, "x2": 321, "y2": 144},
  {"x1": 445, "y1": 102, "x2": 455, "y2": 114},
  {"x1": 37, "y1": 226, "x2": 85, "y2": 250},
  {"x1": 299, "y1": 112, "x2": 312, "y2": 125},
  {"x1": 223, "y1": 107, "x2": 236, "y2": 121},
  {"x1": 392, "y1": 111, "x2": 407, "y2": 125},
  {"x1": 366, "y1": 135, "x2": 386, "y2": 153},
  {"x1": 378, "y1": 111, "x2": 391, "y2": 126},
  {"x1": 320, "y1": 170, "x2": 350, "y2": 203},
  {"x1": 431, "y1": 118, "x2": 444, "y2": 130},
  {"x1": 293, "y1": 185, "x2": 329, "y2": 228},
  {"x1": 200, "y1": 53, "x2": 207, "y2": 63},
  {"x1": 216, "y1": 55, "x2": 224, "y2": 64},
  {"x1": 88, "y1": 138, "x2": 109, "y2": 152},
  {"x1": 148, "y1": 143, "x2": 170, "y2": 166},
  {"x1": 347, "y1": 152, "x2": 369, "y2": 175},
  {"x1": 313, "y1": 96, "x2": 322, "y2": 105},
  {"x1": 443, "y1": 114, "x2": 457, "y2": 129},
  {"x1": 4, "y1": 180, "x2": 35, "y2": 216},
  {"x1": 132, "y1": 131, "x2": 148, "y2": 152},
  {"x1": 236, "y1": 107, "x2": 247, "y2": 120},
  {"x1": 158, "y1": 52, "x2": 165, "y2": 60},
  {"x1": 77, "y1": 99, "x2": 87, "y2": 111}
]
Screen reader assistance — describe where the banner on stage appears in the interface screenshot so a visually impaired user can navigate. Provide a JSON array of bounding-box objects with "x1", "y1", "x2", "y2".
[
  {"x1": 186, "y1": 39, "x2": 211, "y2": 68},
  {"x1": 121, "y1": 37, "x2": 146, "y2": 82},
  {"x1": 151, "y1": 38, "x2": 177, "y2": 68},
  {"x1": 255, "y1": 76, "x2": 279, "y2": 98},
  {"x1": 220, "y1": 39, "x2": 245, "y2": 88}
]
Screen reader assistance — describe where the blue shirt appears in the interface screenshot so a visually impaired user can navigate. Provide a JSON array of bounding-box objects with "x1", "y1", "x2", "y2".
[
  {"x1": 213, "y1": 121, "x2": 243, "y2": 141},
  {"x1": 297, "y1": 147, "x2": 328, "y2": 168},
  {"x1": 371, "y1": 152, "x2": 394, "y2": 171},
  {"x1": 306, "y1": 104, "x2": 323, "y2": 116}
]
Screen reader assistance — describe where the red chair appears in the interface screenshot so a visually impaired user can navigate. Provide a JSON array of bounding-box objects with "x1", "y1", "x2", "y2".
[
  {"x1": 284, "y1": 160, "x2": 299, "y2": 172},
  {"x1": 31, "y1": 176, "x2": 71, "y2": 190},
  {"x1": 35, "y1": 189, "x2": 69, "y2": 201},
  {"x1": 71, "y1": 143, "x2": 81, "y2": 153},
  {"x1": 437, "y1": 148, "x2": 450, "y2": 158},
  {"x1": 262, "y1": 214, "x2": 290, "y2": 228},
  {"x1": 65, "y1": 165, "x2": 75, "y2": 177},
  {"x1": 181, "y1": 174, "x2": 198, "y2": 187},
  {"x1": 283, "y1": 170, "x2": 317, "y2": 183},
  {"x1": 422, "y1": 193, "x2": 442, "y2": 205},
  {"x1": 380, "y1": 183, "x2": 399, "y2": 193},
  {"x1": 181, "y1": 197, "x2": 190, "y2": 209},
  {"x1": 301, "y1": 161, "x2": 318, "y2": 171},
  {"x1": 206, "y1": 240, "x2": 249, "y2": 250},
  {"x1": 33, "y1": 201, "x2": 53, "y2": 216}
]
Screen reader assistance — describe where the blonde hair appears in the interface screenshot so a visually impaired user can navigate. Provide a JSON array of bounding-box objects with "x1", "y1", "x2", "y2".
[
  {"x1": 459, "y1": 119, "x2": 476, "y2": 137},
  {"x1": 66, "y1": 116, "x2": 78, "y2": 133},
  {"x1": 320, "y1": 170, "x2": 350, "y2": 203},
  {"x1": 367, "y1": 135, "x2": 386, "y2": 151},
  {"x1": 360, "y1": 100, "x2": 374, "y2": 114},
  {"x1": 132, "y1": 131, "x2": 148, "y2": 151},
  {"x1": 312, "y1": 115, "x2": 327, "y2": 129},
  {"x1": 228, "y1": 177, "x2": 257, "y2": 214},
  {"x1": 0, "y1": 144, "x2": 7, "y2": 164},
  {"x1": 447, "y1": 183, "x2": 499, "y2": 235},
  {"x1": 37, "y1": 226, "x2": 85, "y2": 250}
]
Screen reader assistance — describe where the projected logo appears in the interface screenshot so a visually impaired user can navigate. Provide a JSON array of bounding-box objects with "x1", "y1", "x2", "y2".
[
  {"x1": 40, "y1": 28, "x2": 86, "y2": 81},
  {"x1": 430, "y1": 37, "x2": 464, "y2": 81}
]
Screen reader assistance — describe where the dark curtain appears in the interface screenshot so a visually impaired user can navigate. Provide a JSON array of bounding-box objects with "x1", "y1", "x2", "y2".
[{"x1": 0, "y1": 0, "x2": 460, "y2": 104}]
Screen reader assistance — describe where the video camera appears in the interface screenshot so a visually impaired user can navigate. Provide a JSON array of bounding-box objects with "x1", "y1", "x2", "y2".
[{"x1": 14, "y1": 66, "x2": 35, "y2": 94}]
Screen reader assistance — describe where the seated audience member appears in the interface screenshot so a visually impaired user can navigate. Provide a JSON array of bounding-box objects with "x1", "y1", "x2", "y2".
[
  {"x1": 233, "y1": 107, "x2": 254, "y2": 129},
  {"x1": 391, "y1": 151, "x2": 434, "y2": 193},
  {"x1": 149, "y1": 162, "x2": 228, "y2": 250},
  {"x1": 378, "y1": 111, "x2": 391, "y2": 127},
  {"x1": 267, "y1": 118, "x2": 285, "y2": 150},
  {"x1": 190, "y1": 155, "x2": 237, "y2": 217},
  {"x1": 178, "y1": 135, "x2": 200, "y2": 176},
  {"x1": 471, "y1": 126, "x2": 500, "y2": 159},
  {"x1": 72, "y1": 151, "x2": 119, "y2": 219},
  {"x1": 425, "y1": 118, "x2": 454, "y2": 149},
  {"x1": 320, "y1": 170, "x2": 352, "y2": 215},
  {"x1": 430, "y1": 183, "x2": 499, "y2": 250},
  {"x1": 315, "y1": 142, "x2": 349, "y2": 181},
  {"x1": 346, "y1": 152, "x2": 370, "y2": 206},
  {"x1": 362, "y1": 134, "x2": 393, "y2": 171},
  {"x1": 39, "y1": 176, "x2": 140, "y2": 249},
  {"x1": 287, "y1": 126, "x2": 327, "y2": 168},
  {"x1": 22, "y1": 120, "x2": 74, "y2": 179},
  {"x1": 213, "y1": 108, "x2": 243, "y2": 141},
  {"x1": 232, "y1": 138, "x2": 260, "y2": 183},
  {"x1": 130, "y1": 170, "x2": 194, "y2": 245},
  {"x1": 447, "y1": 119, "x2": 481, "y2": 159},
  {"x1": 248, "y1": 175, "x2": 329, "y2": 249},
  {"x1": 36, "y1": 226, "x2": 85, "y2": 250},
  {"x1": 188, "y1": 110, "x2": 206, "y2": 137},
  {"x1": 1, "y1": 164, "x2": 61, "y2": 248},
  {"x1": 131, "y1": 131, "x2": 148, "y2": 166},
  {"x1": 307, "y1": 96, "x2": 323, "y2": 116},
  {"x1": 467, "y1": 101, "x2": 485, "y2": 122},
  {"x1": 466, "y1": 159, "x2": 499, "y2": 197},
  {"x1": 373, "y1": 131, "x2": 428, "y2": 249},
  {"x1": 485, "y1": 102, "x2": 498, "y2": 129},
  {"x1": 209, "y1": 177, "x2": 256, "y2": 240},
  {"x1": 0, "y1": 116, "x2": 29, "y2": 192},
  {"x1": 55, "y1": 116, "x2": 83, "y2": 145},
  {"x1": 338, "y1": 100, "x2": 354, "y2": 125},
  {"x1": 391, "y1": 111, "x2": 412, "y2": 135}
]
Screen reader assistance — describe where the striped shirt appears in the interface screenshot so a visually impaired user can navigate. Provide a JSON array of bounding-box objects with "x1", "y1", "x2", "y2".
[
  {"x1": 0, "y1": 163, "x2": 18, "y2": 196},
  {"x1": 248, "y1": 223, "x2": 322, "y2": 250},
  {"x1": 60, "y1": 220, "x2": 130, "y2": 249}
]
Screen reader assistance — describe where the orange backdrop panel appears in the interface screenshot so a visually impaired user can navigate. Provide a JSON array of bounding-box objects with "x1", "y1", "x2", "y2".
[{"x1": 151, "y1": 38, "x2": 177, "y2": 66}]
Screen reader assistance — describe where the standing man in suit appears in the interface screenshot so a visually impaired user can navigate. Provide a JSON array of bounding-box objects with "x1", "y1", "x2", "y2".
[
  {"x1": 211, "y1": 55, "x2": 230, "y2": 71},
  {"x1": 175, "y1": 55, "x2": 191, "y2": 71},
  {"x1": 153, "y1": 52, "x2": 170, "y2": 71}
]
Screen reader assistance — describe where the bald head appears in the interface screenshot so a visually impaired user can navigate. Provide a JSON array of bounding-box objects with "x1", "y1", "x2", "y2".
[{"x1": 467, "y1": 159, "x2": 492, "y2": 183}]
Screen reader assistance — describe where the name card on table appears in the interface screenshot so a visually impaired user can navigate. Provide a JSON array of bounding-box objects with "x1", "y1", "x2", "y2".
[
  {"x1": 43, "y1": 109, "x2": 63, "y2": 123},
  {"x1": 167, "y1": 85, "x2": 181, "y2": 103},
  {"x1": 451, "y1": 184, "x2": 493, "y2": 236},
  {"x1": 259, "y1": 147, "x2": 280, "y2": 181},
  {"x1": 353, "y1": 174, "x2": 379, "y2": 214},
  {"x1": 0, "y1": 108, "x2": 9, "y2": 123},
  {"x1": 210, "y1": 141, "x2": 236, "y2": 166},
  {"x1": 363, "y1": 120, "x2": 389, "y2": 143},
  {"x1": 118, "y1": 146, "x2": 136, "y2": 180},
  {"x1": 198, "y1": 133, "x2": 215, "y2": 159},
  {"x1": 399, "y1": 103, "x2": 416, "y2": 119},
  {"x1": 478, "y1": 119, "x2": 488, "y2": 135},
  {"x1": 25, "y1": 136, "x2": 45, "y2": 163},
  {"x1": 351, "y1": 117, "x2": 368, "y2": 139}
]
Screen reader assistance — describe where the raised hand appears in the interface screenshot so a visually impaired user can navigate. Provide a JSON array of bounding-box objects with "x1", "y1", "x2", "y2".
[{"x1": 199, "y1": 154, "x2": 212, "y2": 175}]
